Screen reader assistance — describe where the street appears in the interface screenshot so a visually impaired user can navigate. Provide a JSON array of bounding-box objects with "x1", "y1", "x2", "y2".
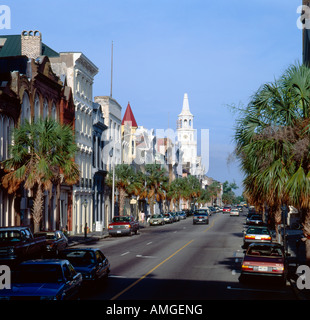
[{"x1": 77, "y1": 210, "x2": 297, "y2": 300}]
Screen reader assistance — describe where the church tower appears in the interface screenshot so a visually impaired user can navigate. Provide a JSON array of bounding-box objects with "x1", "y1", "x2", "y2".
[{"x1": 177, "y1": 93, "x2": 197, "y2": 174}]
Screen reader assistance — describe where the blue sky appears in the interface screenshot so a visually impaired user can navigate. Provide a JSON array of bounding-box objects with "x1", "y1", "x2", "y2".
[{"x1": 2, "y1": 0, "x2": 303, "y2": 195}]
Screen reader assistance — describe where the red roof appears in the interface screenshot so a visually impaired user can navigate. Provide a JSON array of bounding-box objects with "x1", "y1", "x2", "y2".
[{"x1": 122, "y1": 102, "x2": 138, "y2": 127}]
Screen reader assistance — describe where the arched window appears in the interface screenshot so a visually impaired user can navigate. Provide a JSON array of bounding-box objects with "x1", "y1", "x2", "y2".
[
  {"x1": 189, "y1": 119, "x2": 192, "y2": 127},
  {"x1": 184, "y1": 119, "x2": 188, "y2": 127},
  {"x1": 43, "y1": 99, "x2": 48, "y2": 120},
  {"x1": 21, "y1": 91, "x2": 31, "y2": 124},
  {"x1": 34, "y1": 93, "x2": 40, "y2": 121},
  {"x1": 51, "y1": 102, "x2": 57, "y2": 121}
]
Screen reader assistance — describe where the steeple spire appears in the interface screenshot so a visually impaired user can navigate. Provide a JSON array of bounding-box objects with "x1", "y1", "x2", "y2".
[{"x1": 179, "y1": 93, "x2": 193, "y2": 116}]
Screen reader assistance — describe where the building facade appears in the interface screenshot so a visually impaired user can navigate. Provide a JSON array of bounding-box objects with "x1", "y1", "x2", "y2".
[
  {"x1": 0, "y1": 49, "x2": 74, "y2": 231},
  {"x1": 50, "y1": 52, "x2": 99, "y2": 235},
  {"x1": 94, "y1": 96, "x2": 122, "y2": 227}
]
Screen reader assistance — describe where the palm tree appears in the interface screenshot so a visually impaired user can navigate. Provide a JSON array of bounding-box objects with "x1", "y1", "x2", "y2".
[
  {"x1": 1, "y1": 118, "x2": 79, "y2": 233},
  {"x1": 234, "y1": 62, "x2": 310, "y2": 255},
  {"x1": 106, "y1": 164, "x2": 135, "y2": 216},
  {"x1": 144, "y1": 164, "x2": 168, "y2": 215}
]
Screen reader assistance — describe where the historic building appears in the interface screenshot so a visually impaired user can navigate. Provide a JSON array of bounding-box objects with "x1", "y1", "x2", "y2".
[
  {"x1": 94, "y1": 95, "x2": 122, "y2": 227},
  {"x1": 0, "y1": 34, "x2": 74, "y2": 231},
  {"x1": 121, "y1": 102, "x2": 138, "y2": 165},
  {"x1": 50, "y1": 52, "x2": 99, "y2": 235},
  {"x1": 92, "y1": 101, "x2": 108, "y2": 232},
  {"x1": 177, "y1": 93, "x2": 204, "y2": 177}
]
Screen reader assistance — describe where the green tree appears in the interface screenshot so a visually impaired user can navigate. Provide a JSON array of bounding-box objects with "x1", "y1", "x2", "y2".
[
  {"x1": 106, "y1": 164, "x2": 135, "y2": 216},
  {"x1": 233, "y1": 62, "x2": 310, "y2": 253},
  {"x1": 1, "y1": 119, "x2": 79, "y2": 232}
]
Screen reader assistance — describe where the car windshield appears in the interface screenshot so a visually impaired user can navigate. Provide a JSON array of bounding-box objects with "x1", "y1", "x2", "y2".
[
  {"x1": 113, "y1": 216, "x2": 131, "y2": 222},
  {"x1": 250, "y1": 215, "x2": 262, "y2": 220},
  {"x1": 35, "y1": 232, "x2": 57, "y2": 240},
  {"x1": 247, "y1": 246, "x2": 283, "y2": 257},
  {"x1": 247, "y1": 228, "x2": 270, "y2": 235},
  {"x1": 13, "y1": 264, "x2": 64, "y2": 283},
  {"x1": 194, "y1": 213, "x2": 207, "y2": 216},
  {"x1": 0, "y1": 231, "x2": 21, "y2": 242},
  {"x1": 151, "y1": 215, "x2": 162, "y2": 218},
  {"x1": 61, "y1": 250, "x2": 96, "y2": 266}
]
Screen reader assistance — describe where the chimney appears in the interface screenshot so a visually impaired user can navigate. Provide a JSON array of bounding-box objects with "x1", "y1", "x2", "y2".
[{"x1": 21, "y1": 30, "x2": 42, "y2": 60}]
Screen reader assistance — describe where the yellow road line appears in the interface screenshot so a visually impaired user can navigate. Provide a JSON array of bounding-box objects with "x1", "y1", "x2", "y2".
[
  {"x1": 111, "y1": 215, "x2": 219, "y2": 300},
  {"x1": 203, "y1": 216, "x2": 218, "y2": 232},
  {"x1": 110, "y1": 239, "x2": 194, "y2": 300}
]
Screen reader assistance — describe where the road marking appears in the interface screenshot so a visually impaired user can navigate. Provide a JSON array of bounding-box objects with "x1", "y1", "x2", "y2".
[
  {"x1": 109, "y1": 275, "x2": 126, "y2": 278},
  {"x1": 146, "y1": 242, "x2": 152, "y2": 246},
  {"x1": 120, "y1": 251, "x2": 130, "y2": 256},
  {"x1": 110, "y1": 239, "x2": 195, "y2": 300},
  {"x1": 203, "y1": 216, "x2": 218, "y2": 232},
  {"x1": 110, "y1": 215, "x2": 218, "y2": 300},
  {"x1": 136, "y1": 254, "x2": 155, "y2": 259}
]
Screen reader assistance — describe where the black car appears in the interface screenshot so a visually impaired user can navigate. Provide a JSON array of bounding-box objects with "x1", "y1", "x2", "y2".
[
  {"x1": 34, "y1": 230, "x2": 68, "y2": 257},
  {"x1": 246, "y1": 214, "x2": 264, "y2": 226},
  {"x1": 193, "y1": 212, "x2": 209, "y2": 225},
  {"x1": 60, "y1": 248, "x2": 110, "y2": 283},
  {"x1": 0, "y1": 259, "x2": 82, "y2": 300}
]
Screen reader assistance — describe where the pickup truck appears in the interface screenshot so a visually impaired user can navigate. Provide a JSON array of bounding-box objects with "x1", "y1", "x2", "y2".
[
  {"x1": 0, "y1": 227, "x2": 46, "y2": 268},
  {"x1": 108, "y1": 216, "x2": 139, "y2": 236}
]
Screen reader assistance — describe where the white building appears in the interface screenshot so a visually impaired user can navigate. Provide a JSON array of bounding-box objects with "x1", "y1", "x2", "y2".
[
  {"x1": 94, "y1": 95, "x2": 122, "y2": 225},
  {"x1": 51, "y1": 52, "x2": 99, "y2": 235},
  {"x1": 177, "y1": 93, "x2": 204, "y2": 177}
]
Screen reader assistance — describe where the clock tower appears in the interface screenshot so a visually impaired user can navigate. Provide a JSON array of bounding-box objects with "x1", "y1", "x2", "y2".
[{"x1": 177, "y1": 93, "x2": 197, "y2": 174}]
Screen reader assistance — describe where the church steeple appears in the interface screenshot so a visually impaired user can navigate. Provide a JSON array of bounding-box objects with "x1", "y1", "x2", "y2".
[{"x1": 179, "y1": 93, "x2": 193, "y2": 116}]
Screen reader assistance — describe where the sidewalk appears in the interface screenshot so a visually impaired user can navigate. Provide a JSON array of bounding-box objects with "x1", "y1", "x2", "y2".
[
  {"x1": 282, "y1": 228, "x2": 310, "y2": 300},
  {"x1": 67, "y1": 229, "x2": 110, "y2": 247}
]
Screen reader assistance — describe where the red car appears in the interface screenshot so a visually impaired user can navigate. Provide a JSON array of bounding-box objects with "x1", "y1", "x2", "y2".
[
  {"x1": 240, "y1": 243, "x2": 288, "y2": 284},
  {"x1": 108, "y1": 216, "x2": 139, "y2": 236},
  {"x1": 222, "y1": 206, "x2": 231, "y2": 214}
]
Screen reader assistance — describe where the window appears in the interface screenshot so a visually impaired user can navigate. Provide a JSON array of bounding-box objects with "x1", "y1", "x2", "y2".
[
  {"x1": 34, "y1": 94, "x2": 40, "y2": 121},
  {"x1": 43, "y1": 99, "x2": 48, "y2": 119},
  {"x1": 21, "y1": 92, "x2": 31, "y2": 124}
]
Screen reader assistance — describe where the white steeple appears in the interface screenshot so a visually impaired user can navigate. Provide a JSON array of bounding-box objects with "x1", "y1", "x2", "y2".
[{"x1": 179, "y1": 93, "x2": 193, "y2": 116}]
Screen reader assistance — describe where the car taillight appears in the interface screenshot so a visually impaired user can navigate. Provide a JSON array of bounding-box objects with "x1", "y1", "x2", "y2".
[
  {"x1": 272, "y1": 265, "x2": 284, "y2": 272},
  {"x1": 108, "y1": 225, "x2": 113, "y2": 229},
  {"x1": 261, "y1": 236, "x2": 271, "y2": 240},
  {"x1": 242, "y1": 264, "x2": 253, "y2": 271},
  {"x1": 245, "y1": 235, "x2": 255, "y2": 239}
]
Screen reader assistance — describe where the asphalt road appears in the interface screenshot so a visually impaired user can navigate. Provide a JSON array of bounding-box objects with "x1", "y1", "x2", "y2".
[{"x1": 78, "y1": 210, "x2": 297, "y2": 300}]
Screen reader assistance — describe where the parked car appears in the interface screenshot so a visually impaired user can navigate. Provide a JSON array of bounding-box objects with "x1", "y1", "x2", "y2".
[
  {"x1": 240, "y1": 243, "x2": 288, "y2": 285},
  {"x1": 246, "y1": 214, "x2": 264, "y2": 226},
  {"x1": 163, "y1": 213, "x2": 174, "y2": 224},
  {"x1": 223, "y1": 206, "x2": 231, "y2": 214},
  {"x1": 149, "y1": 214, "x2": 165, "y2": 226},
  {"x1": 170, "y1": 212, "x2": 180, "y2": 222},
  {"x1": 230, "y1": 208, "x2": 240, "y2": 216},
  {"x1": 208, "y1": 207, "x2": 217, "y2": 215},
  {"x1": 60, "y1": 248, "x2": 110, "y2": 284},
  {"x1": 178, "y1": 211, "x2": 187, "y2": 220},
  {"x1": 108, "y1": 216, "x2": 139, "y2": 236},
  {"x1": 0, "y1": 227, "x2": 46, "y2": 268},
  {"x1": 34, "y1": 230, "x2": 68, "y2": 257},
  {"x1": 0, "y1": 259, "x2": 82, "y2": 300},
  {"x1": 243, "y1": 226, "x2": 272, "y2": 248},
  {"x1": 193, "y1": 212, "x2": 209, "y2": 225}
]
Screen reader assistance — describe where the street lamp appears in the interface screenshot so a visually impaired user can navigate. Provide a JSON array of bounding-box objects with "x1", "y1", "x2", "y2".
[
  {"x1": 109, "y1": 146, "x2": 115, "y2": 219},
  {"x1": 83, "y1": 199, "x2": 88, "y2": 239}
]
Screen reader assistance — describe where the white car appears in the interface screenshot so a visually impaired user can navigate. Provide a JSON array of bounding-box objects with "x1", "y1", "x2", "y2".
[{"x1": 230, "y1": 208, "x2": 239, "y2": 216}]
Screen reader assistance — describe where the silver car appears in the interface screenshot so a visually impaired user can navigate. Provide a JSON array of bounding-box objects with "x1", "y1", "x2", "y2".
[{"x1": 149, "y1": 214, "x2": 165, "y2": 226}]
